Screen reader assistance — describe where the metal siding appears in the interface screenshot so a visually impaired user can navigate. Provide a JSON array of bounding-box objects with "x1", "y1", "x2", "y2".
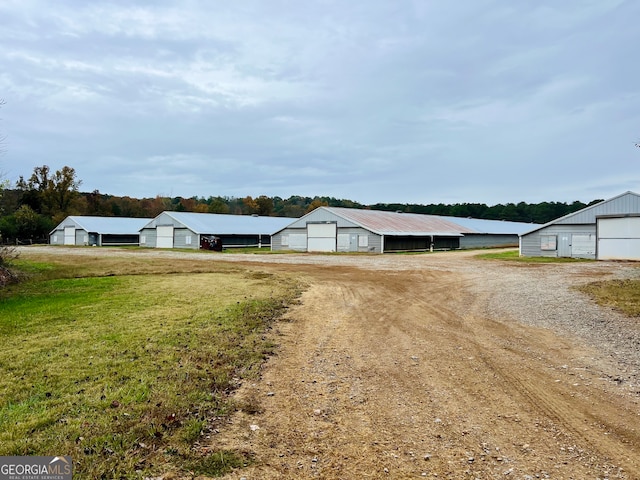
[
  {"x1": 74, "y1": 229, "x2": 85, "y2": 246},
  {"x1": 367, "y1": 234, "x2": 382, "y2": 253},
  {"x1": 271, "y1": 232, "x2": 286, "y2": 251},
  {"x1": 272, "y1": 226, "x2": 381, "y2": 252},
  {"x1": 337, "y1": 227, "x2": 380, "y2": 252},
  {"x1": 140, "y1": 228, "x2": 157, "y2": 247},
  {"x1": 288, "y1": 234, "x2": 307, "y2": 250},
  {"x1": 521, "y1": 225, "x2": 596, "y2": 258},
  {"x1": 286, "y1": 208, "x2": 358, "y2": 229},
  {"x1": 338, "y1": 227, "x2": 381, "y2": 253},
  {"x1": 272, "y1": 228, "x2": 307, "y2": 251},
  {"x1": 459, "y1": 234, "x2": 519, "y2": 249},
  {"x1": 173, "y1": 229, "x2": 197, "y2": 249},
  {"x1": 49, "y1": 231, "x2": 62, "y2": 245},
  {"x1": 556, "y1": 192, "x2": 640, "y2": 225},
  {"x1": 76, "y1": 229, "x2": 88, "y2": 246}
]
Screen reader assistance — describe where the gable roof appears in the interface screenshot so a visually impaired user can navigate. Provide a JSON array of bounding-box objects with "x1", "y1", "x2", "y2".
[
  {"x1": 520, "y1": 191, "x2": 640, "y2": 236},
  {"x1": 51, "y1": 216, "x2": 151, "y2": 235},
  {"x1": 144, "y1": 211, "x2": 296, "y2": 235},
  {"x1": 322, "y1": 207, "x2": 469, "y2": 236},
  {"x1": 284, "y1": 207, "x2": 536, "y2": 236},
  {"x1": 438, "y1": 215, "x2": 535, "y2": 235}
]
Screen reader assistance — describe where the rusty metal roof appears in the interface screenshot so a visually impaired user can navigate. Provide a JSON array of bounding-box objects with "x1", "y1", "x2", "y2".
[{"x1": 324, "y1": 207, "x2": 472, "y2": 236}]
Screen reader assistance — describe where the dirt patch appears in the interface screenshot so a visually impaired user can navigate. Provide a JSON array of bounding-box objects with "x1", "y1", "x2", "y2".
[
  {"x1": 213, "y1": 259, "x2": 640, "y2": 479},
  {"x1": 17, "y1": 247, "x2": 640, "y2": 478}
]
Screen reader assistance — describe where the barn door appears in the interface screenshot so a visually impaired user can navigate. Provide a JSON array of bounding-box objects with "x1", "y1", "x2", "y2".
[
  {"x1": 307, "y1": 223, "x2": 337, "y2": 252},
  {"x1": 598, "y1": 217, "x2": 640, "y2": 260},
  {"x1": 557, "y1": 234, "x2": 571, "y2": 257},
  {"x1": 63, "y1": 226, "x2": 76, "y2": 245},
  {"x1": 571, "y1": 234, "x2": 595, "y2": 258},
  {"x1": 156, "y1": 226, "x2": 174, "y2": 248}
]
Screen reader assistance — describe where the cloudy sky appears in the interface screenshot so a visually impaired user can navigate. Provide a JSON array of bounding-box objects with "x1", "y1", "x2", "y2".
[{"x1": 1, "y1": 1, "x2": 639, "y2": 206}]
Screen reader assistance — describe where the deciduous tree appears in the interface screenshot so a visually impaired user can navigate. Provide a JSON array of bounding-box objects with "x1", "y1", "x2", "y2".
[{"x1": 18, "y1": 165, "x2": 82, "y2": 219}]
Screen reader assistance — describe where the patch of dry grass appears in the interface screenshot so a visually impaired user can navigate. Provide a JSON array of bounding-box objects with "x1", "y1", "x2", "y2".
[{"x1": 577, "y1": 279, "x2": 640, "y2": 317}]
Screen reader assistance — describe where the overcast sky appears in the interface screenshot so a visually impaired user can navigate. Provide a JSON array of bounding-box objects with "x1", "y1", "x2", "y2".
[{"x1": 1, "y1": 1, "x2": 639, "y2": 206}]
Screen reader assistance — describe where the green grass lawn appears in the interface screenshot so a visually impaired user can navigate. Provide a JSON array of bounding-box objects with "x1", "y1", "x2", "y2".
[
  {"x1": 0, "y1": 254, "x2": 302, "y2": 479},
  {"x1": 476, "y1": 249, "x2": 592, "y2": 262}
]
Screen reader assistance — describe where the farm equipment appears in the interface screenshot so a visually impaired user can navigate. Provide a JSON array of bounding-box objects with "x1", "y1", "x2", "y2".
[{"x1": 200, "y1": 235, "x2": 223, "y2": 251}]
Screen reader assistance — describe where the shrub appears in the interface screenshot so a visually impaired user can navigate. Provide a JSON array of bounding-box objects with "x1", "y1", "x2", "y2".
[{"x1": 0, "y1": 245, "x2": 19, "y2": 287}]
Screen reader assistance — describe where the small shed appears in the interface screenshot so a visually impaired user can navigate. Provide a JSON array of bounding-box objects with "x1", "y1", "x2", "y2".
[
  {"x1": 49, "y1": 216, "x2": 151, "y2": 246},
  {"x1": 272, "y1": 207, "x2": 535, "y2": 253},
  {"x1": 139, "y1": 212, "x2": 296, "y2": 249},
  {"x1": 519, "y1": 191, "x2": 640, "y2": 260}
]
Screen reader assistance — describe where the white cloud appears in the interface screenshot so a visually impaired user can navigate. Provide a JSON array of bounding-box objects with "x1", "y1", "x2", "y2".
[{"x1": 1, "y1": 0, "x2": 639, "y2": 205}]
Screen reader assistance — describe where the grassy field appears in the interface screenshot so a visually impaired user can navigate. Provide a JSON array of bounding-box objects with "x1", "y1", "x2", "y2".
[
  {"x1": 476, "y1": 249, "x2": 592, "y2": 262},
  {"x1": 0, "y1": 253, "x2": 302, "y2": 479}
]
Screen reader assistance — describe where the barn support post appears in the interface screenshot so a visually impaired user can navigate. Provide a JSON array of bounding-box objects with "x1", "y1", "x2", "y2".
[
  {"x1": 259, "y1": 234, "x2": 262, "y2": 249},
  {"x1": 430, "y1": 235, "x2": 434, "y2": 252}
]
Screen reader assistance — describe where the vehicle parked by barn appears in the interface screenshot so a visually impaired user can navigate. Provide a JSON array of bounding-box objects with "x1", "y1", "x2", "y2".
[{"x1": 139, "y1": 211, "x2": 296, "y2": 249}]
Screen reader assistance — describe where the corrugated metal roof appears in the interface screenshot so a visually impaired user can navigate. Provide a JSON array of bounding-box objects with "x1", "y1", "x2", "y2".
[
  {"x1": 439, "y1": 216, "x2": 536, "y2": 235},
  {"x1": 321, "y1": 207, "x2": 536, "y2": 235},
  {"x1": 323, "y1": 207, "x2": 474, "y2": 236},
  {"x1": 52, "y1": 216, "x2": 151, "y2": 235},
  {"x1": 158, "y1": 212, "x2": 296, "y2": 235}
]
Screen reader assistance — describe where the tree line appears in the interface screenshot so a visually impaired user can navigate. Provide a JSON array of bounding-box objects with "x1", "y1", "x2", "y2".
[{"x1": 0, "y1": 164, "x2": 602, "y2": 244}]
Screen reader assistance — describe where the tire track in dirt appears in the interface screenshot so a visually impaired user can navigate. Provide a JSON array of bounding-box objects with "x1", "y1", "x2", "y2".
[
  {"x1": 453, "y1": 269, "x2": 640, "y2": 476},
  {"x1": 19, "y1": 248, "x2": 639, "y2": 478},
  {"x1": 215, "y1": 264, "x2": 640, "y2": 479}
]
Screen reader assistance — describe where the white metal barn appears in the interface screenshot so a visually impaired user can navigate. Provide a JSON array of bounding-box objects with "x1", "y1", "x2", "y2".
[
  {"x1": 272, "y1": 207, "x2": 535, "y2": 253},
  {"x1": 49, "y1": 216, "x2": 151, "y2": 246},
  {"x1": 519, "y1": 191, "x2": 640, "y2": 260},
  {"x1": 139, "y1": 212, "x2": 296, "y2": 249}
]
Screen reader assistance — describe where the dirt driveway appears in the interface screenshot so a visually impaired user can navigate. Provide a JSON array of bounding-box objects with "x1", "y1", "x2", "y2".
[
  {"x1": 211, "y1": 252, "x2": 640, "y2": 480},
  {"x1": 18, "y1": 247, "x2": 640, "y2": 478}
]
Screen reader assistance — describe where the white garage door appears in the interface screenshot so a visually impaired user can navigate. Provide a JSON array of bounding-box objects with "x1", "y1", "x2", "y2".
[
  {"x1": 156, "y1": 226, "x2": 174, "y2": 248},
  {"x1": 307, "y1": 223, "x2": 336, "y2": 252},
  {"x1": 64, "y1": 226, "x2": 76, "y2": 245},
  {"x1": 598, "y1": 217, "x2": 640, "y2": 260}
]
